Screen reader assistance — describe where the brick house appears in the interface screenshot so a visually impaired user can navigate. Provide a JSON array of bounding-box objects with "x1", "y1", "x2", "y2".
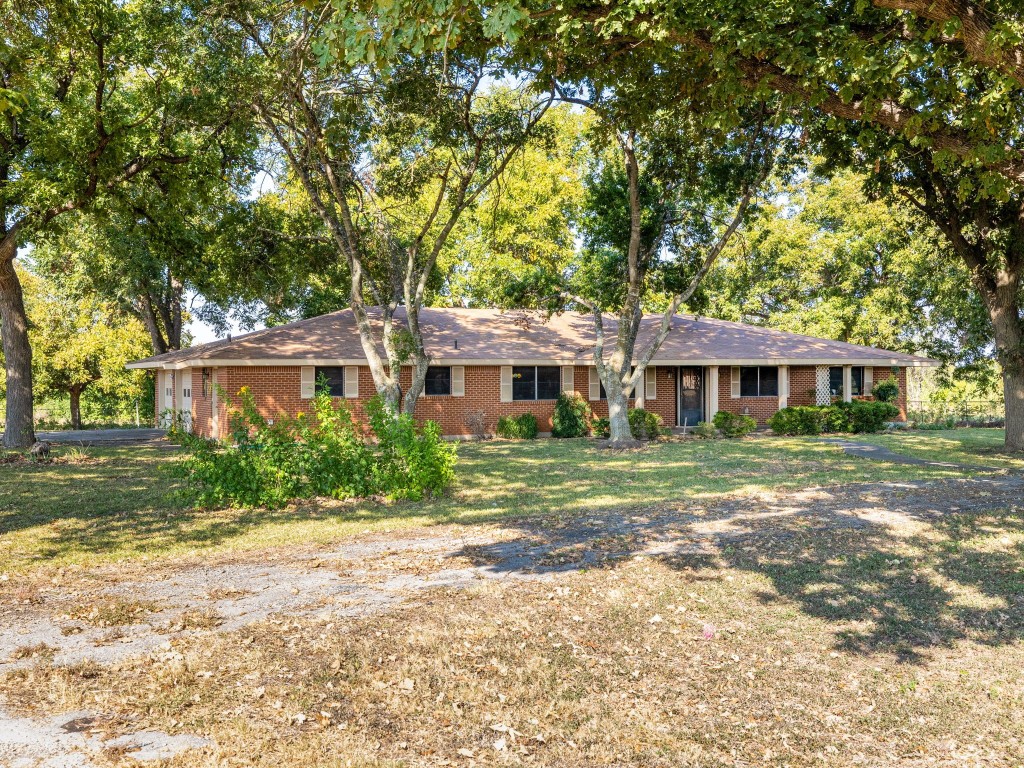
[{"x1": 127, "y1": 308, "x2": 935, "y2": 438}]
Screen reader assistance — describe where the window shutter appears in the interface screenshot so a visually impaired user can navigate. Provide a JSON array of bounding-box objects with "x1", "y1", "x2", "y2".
[
  {"x1": 500, "y1": 366, "x2": 513, "y2": 402},
  {"x1": 300, "y1": 366, "x2": 316, "y2": 399},
  {"x1": 645, "y1": 367, "x2": 657, "y2": 400},
  {"x1": 864, "y1": 366, "x2": 873, "y2": 394},
  {"x1": 561, "y1": 365, "x2": 575, "y2": 393},
  {"x1": 588, "y1": 367, "x2": 600, "y2": 400},
  {"x1": 731, "y1": 366, "x2": 741, "y2": 398},
  {"x1": 344, "y1": 366, "x2": 359, "y2": 398},
  {"x1": 452, "y1": 366, "x2": 465, "y2": 397}
]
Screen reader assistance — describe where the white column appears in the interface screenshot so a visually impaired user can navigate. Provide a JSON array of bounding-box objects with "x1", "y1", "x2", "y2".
[
  {"x1": 778, "y1": 365, "x2": 789, "y2": 409},
  {"x1": 707, "y1": 366, "x2": 719, "y2": 419},
  {"x1": 843, "y1": 365, "x2": 853, "y2": 403}
]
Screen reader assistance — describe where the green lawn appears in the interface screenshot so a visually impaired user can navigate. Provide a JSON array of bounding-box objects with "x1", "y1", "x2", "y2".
[
  {"x1": 0, "y1": 433, "x2": 1004, "y2": 575},
  {"x1": 849, "y1": 427, "x2": 1024, "y2": 471}
]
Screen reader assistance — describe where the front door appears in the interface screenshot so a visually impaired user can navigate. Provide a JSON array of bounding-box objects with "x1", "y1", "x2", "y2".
[{"x1": 677, "y1": 366, "x2": 704, "y2": 427}]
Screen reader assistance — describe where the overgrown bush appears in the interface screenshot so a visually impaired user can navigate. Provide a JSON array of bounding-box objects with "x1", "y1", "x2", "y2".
[
  {"x1": 712, "y1": 410, "x2": 757, "y2": 437},
  {"x1": 845, "y1": 400, "x2": 900, "y2": 432},
  {"x1": 496, "y1": 413, "x2": 538, "y2": 439},
  {"x1": 768, "y1": 406, "x2": 825, "y2": 436},
  {"x1": 692, "y1": 421, "x2": 718, "y2": 439},
  {"x1": 552, "y1": 392, "x2": 592, "y2": 438},
  {"x1": 871, "y1": 377, "x2": 900, "y2": 403},
  {"x1": 628, "y1": 408, "x2": 663, "y2": 441},
  {"x1": 176, "y1": 388, "x2": 455, "y2": 508},
  {"x1": 591, "y1": 417, "x2": 610, "y2": 438}
]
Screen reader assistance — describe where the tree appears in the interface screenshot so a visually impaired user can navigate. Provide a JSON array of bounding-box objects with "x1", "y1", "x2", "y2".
[
  {"x1": 229, "y1": 5, "x2": 551, "y2": 413},
  {"x1": 709, "y1": 169, "x2": 994, "y2": 379},
  {"x1": 0, "y1": 0, "x2": 256, "y2": 447},
  {"x1": 560, "y1": 95, "x2": 786, "y2": 445},
  {"x1": 322, "y1": 1, "x2": 1024, "y2": 449},
  {"x1": 21, "y1": 269, "x2": 151, "y2": 430}
]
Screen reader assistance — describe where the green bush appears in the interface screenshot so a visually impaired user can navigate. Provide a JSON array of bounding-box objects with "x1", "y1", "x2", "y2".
[
  {"x1": 768, "y1": 401, "x2": 900, "y2": 436},
  {"x1": 845, "y1": 400, "x2": 900, "y2": 433},
  {"x1": 175, "y1": 388, "x2": 455, "y2": 508},
  {"x1": 712, "y1": 410, "x2": 757, "y2": 438},
  {"x1": 591, "y1": 417, "x2": 610, "y2": 438},
  {"x1": 496, "y1": 412, "x2": 539, "y2": 439},
  {"x1": 552, "y1": 392, "x2": 592, "y2": 438},
  {"x1": 692, "y1": 421, "x2": 718, "y2": 439},
  {"x1": 768, "y1": 406, "x2": 825, "y2": 436},
  {"x1": 871, "y1": 377, "x2": 900, "y2": 404},
  {"x1": 628, "y1": 408, "x2": 663, "y2": 441},
  {"x1": 915, "y1": 417, "x2": 957, "y2": 430}
]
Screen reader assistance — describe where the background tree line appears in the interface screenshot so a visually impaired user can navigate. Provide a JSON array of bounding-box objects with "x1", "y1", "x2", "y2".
[{"x1": 0, "y1": 0, "x2": 1018, "y2": 447}]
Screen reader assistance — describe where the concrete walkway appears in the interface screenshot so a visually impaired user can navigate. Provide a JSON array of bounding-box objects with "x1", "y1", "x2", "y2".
[{"x1": 820, "y1": 437, "x2": 1005, "y2": 472}]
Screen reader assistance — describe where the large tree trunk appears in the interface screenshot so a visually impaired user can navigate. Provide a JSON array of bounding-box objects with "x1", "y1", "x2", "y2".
[
  {"x1": 605, "y1": 382, "x2": 635, "y2": 447},
  {"x1": 988, "y1": 291, "x2": 1024, "y2": 451},
  {"x1": 69, "y1": 386, "x2": 84, "y2": 431},
  {"x1": 0, "y1": 239, "x2": 36, "y2": 449}
]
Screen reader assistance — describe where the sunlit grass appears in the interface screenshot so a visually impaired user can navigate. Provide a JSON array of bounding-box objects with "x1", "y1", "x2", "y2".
[
  {"x1": 851, "y1": 428, "x2": 1024, "y2": 470},
  {"x1": 0, "y1": 434, "x2": 994, "y2": 575}
]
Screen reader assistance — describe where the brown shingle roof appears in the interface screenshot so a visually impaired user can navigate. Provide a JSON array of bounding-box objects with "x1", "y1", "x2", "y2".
[{"x1": 128, "y1": 307, "x2": 936, "y2": 368}]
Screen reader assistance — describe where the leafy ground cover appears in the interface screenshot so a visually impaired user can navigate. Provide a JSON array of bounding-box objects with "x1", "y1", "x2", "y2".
[{"x1": 0, "y1": 436, "x2": 984, "y2": 576}]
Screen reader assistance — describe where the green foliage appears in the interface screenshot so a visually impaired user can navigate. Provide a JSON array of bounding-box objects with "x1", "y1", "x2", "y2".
[
  {"x1": 692, "y1": 420, "x2": 719, "y2": 439},
  {"x1": 176, "y1": 389, "x2": 455, "y2": 509},
  {"x1": 365, "y1": 397, "x2": 458, "y2": 501},
  {"x1": 871, "y1": 378, "x2": 900, "y2": 404},
  {"x1": 712, "y1": 411, "x2": 758, "y2": 438},
  {"x1": 496, "y1": 413, "x2": 539, "y2": 440},
  {"x1": 551, "y1": 392, "x2": 593, "y2": 438},
  {"x1": 915, "y1": 417, "x2": 958, "y2": 431},
  {"x1": 768, "y1": 406, "x2": 825, "y2": 436},
  {"x1": 769, "y1": 401, "x2": 900, "y2": 435},
  {"x1": 628, "y1": 408, "x2": 663, "y2": 441},
  {"x1": 591, "y1": 417, "x2": 610, "y2": 438}
]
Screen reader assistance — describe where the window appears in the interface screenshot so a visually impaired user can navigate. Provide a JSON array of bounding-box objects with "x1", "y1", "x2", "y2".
[
  {"x1": 183, "y1": 387, "x2": 191, "y2": 399},
  {"x1": 315, "y1": 366, "x2": 346, "y2": 397},
  {"x1": 738, "y1": 366, "x2": 779, "y2": 397},
  {"x1": 829, "y1": 366, "x2": 863, "y2": 397},
  {"x1": 424, "y1": 366, "x2": 451, "y2": 396},
  {"x1": 512, "y1": 365, "x2": 561, "y2": 401}
]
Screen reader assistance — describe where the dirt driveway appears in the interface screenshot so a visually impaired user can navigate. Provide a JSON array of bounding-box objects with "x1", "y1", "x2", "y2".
[{"x1": 2, "y1": 473, "x2": 1022, "y2": 766}]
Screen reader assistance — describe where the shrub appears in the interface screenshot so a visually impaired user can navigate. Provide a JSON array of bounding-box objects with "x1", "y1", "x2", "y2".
[
  {"x1": 692, "y1": 421, "x2": 718, "y2": 439},
  {"x1": 591, "y1": 417, "x2": 610, "y2": 438},
  {"x1": 712, "y1": 410, "x2": 757, "y2": 438},
  {"x1": 916, "y1": 417, "x2": 957, "y2": 430},
  {"x1": 463, "y1": 409, "x2": 488, "y2": 440},
  {"x1": 628, "y1": 408, "x2": 663, "y2": 441},
  {"x1": 496, "y1": 413, "x2": 538, "y2": 439},
  {"x1": 871, "y1": 377, "x2": 900, "y2": 403},
  {"x1": 552, "y1": 392, "x2": 592, "y2": 438},
  {"x1": 845, "y1": 400, "x2": 900, "y2": 433},
  {"x1": 175, "y1": 388, "x2": 455, "y2": 508},
  {"x1": 366, "y1": 397, "x2": 457, "y2": 501},
  {"x1": 768, "y1": 406, "x2": 825, "y2": 436}
]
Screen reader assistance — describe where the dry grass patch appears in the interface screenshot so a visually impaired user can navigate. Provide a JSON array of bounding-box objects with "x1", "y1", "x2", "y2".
[
  {"x1": 67, "y1": 598, "x2": 161, "y2": 627},
  {"x1": 5, "y1": 508, "x2": 1023, "y2": 768}
]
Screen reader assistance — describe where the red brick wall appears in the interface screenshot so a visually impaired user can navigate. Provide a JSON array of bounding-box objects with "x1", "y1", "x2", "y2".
[{"x1": 182, "y1": 362, "x2": 912, "y2": 438}]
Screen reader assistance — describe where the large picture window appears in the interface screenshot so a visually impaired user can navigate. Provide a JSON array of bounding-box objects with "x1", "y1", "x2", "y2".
[
  {"x1": 315, "y1": 366, "x2": 346, "y2": 397},
  {"x1": 512, "y1": 366, "x2": 561, "y2": 401},
  {"x1": 424, "y1": 366, "x2": 452, "y2": 396},
  {"x1": 829, "y1": 366, "x2": 864, "y2": 397},
  {"x1": 739, "y1": 366, "x2": 779, "y2": 397}
]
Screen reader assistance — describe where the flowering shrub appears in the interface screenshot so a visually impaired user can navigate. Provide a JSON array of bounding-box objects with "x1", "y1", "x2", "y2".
[{"x1": 176, "y1": 388, "x2": 455, "y2": 508}]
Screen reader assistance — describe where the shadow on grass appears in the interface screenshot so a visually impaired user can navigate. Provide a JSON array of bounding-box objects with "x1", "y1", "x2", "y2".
[{"x1": 451, "y1": 477, "x2": 1024, "y2": 662}]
